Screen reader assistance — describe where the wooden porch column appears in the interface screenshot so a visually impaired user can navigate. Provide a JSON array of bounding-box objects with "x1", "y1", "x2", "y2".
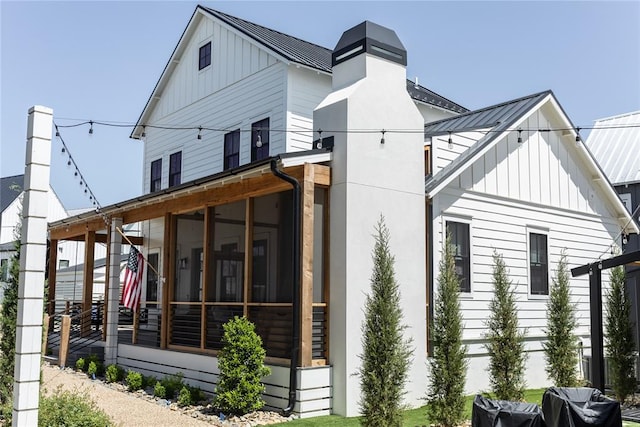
[
  {"x1": 243, "y1": 199, "x2": 254, "y2": 317},
  {"x1": 47, "y1": 238, "x2": 58, "y2": 315},
  {"x1": 81, "y1": 230, "x2": 95, "y2": 337},
  {"x1": 300, "y1": 164, "x2": 315, "y2": 367},
  {"x1": 104, "y1": 218, "x2": 122, "y2": 366},
  {"x1": 161, "y1": 213, "x2": 174, "y2": 349}
]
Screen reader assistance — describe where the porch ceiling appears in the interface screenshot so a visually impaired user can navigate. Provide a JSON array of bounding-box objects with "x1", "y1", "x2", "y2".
[{"x1": 49, "y1": 162, "x2": 330, "y2": 241}]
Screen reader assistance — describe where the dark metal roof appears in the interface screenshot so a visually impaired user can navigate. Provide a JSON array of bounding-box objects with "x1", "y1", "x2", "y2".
[
  {"x1": 199, "y1": 6, "x2": 467, "y2": 114},
  {"x1": 1, "y1": 174, "x2": 24, "y2": 213},
  {"x1": 424, "y1": 90, "x2": 550, "y2": 137},
  {"x1": 425, "y1": 91, "x2": 552, "y2": 195},
  {"x1": 201, "y1": 6, "x2": 333, "y2": 73}
]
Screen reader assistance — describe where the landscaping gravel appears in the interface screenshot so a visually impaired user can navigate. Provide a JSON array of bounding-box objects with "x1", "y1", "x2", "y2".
[{"x1": 41, "y1": 362, "x2": 293, "y2": 427}]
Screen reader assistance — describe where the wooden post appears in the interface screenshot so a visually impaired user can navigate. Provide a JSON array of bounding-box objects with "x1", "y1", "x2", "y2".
[
  {"x1": 81, "y1": 230, "x2": 95, "y2": 337},
  {"x1": 300, "y1": 164, "x2": 315, "y2": 367},
  {"x1": 47, "y1": 239, "x2": 58, "y2": 316},
  {"x1": 102, "y1": 225, "x2": 111, "y2": 341},
  {"x1": 59, "y1": 315, "x2": 71, "y2": 368},
  {"x1": 132, "y1": 310, "x2": 139, "y2": 344},
  {"x1": 42, "y1": 314, "x2": 50, "y2": 356},
  {"x1": 161, "y1": 213, "x2": 174, "y2": 349}
]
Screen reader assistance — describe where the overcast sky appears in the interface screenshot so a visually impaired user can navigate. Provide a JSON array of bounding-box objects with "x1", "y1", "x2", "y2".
[{"x1": 2, "y1": 1, "x2": 639, "y2": 209}]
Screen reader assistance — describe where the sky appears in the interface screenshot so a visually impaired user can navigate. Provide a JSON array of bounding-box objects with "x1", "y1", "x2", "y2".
[{"x1": 1, "y1": 1, "x2": 639, "y2": 210}]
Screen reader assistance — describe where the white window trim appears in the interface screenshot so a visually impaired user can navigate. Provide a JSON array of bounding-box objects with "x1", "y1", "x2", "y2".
[
  {"x1": 527, "y1": 226, "x2": 550, "y2": 300},
  {"x1": 442, "y1": 215, "x2": 474, "y2": 297},
  {"x1": 197, "y1": 39, "x2": 213, "y2": 72}
]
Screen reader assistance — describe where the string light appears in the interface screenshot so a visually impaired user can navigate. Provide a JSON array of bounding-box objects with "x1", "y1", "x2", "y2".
[
  {"x1": 517, "y1": 128, "x2": 523, "y2": 143},
  {"x1": 141, "y1": 125, "x2": 146, "y2": 139},
  {"x1": 88, "y1": 120, "x2": 94, "y2": 136},
  {"x1": 448, "y1": 132, "x2": 453, "y2": 149},
  {"x1": 316, "y1": 129, "x2": 323, "y2": 149},
  {"x1": 197, "y1": 126, "x2": 202, "y2": 140},
  {"x1": 380, "y1": 129, "x2": 386, "y2": 144},
  {"x1": 575, "y1": 127, "x2": 581, "y2": 142},
  {"x1": 256, "y1": 129, "x2": 262, "y2": 148}
]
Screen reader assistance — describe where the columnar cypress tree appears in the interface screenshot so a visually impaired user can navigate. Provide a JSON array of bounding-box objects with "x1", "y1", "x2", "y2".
[
  {"x1": 605, "y1": 265, "x2": 636, "y2": 402},
  {"x1": 484, "y1": 250, "x2": 527, "y2": 401},
  {"x1": 543, "y1": 252, "x2": 579, "y2": 386},
  {"x1": 426, "y1": 236, "x2": 467, "y2": 427},
  {"x1": 358, "y1": 217, "x2": 413, "y2": 427}
]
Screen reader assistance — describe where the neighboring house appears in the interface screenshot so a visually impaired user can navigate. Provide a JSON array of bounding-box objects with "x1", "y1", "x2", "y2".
[
  {"x1": 46, "y1": 7, "x2": 637, "y2": 418},
  {"x1": 586, "y1": 110, "x2": 640, "y2": 348},
  {"x1": 0, "y1": 174, "x2": 106, "y2": 306}
]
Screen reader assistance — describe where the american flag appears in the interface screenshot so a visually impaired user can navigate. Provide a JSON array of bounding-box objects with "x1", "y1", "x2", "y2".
[{"x1": 122, "y1": 246, "x2": 145, "y2": 310}]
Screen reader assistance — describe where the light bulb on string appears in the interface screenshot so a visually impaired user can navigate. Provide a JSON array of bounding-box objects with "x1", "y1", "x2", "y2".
[
  {"x1": 141, "y1": 125, "x2": 146, "y2": 140},
  {"x1": 67, "y1": 159, "x2": 72, "y2": 167},
  {"x1": 316, "y1": 129, "x2": 323, "y2": 149},
  {"x1": 197, "y1": 127, "x2": 202, "y2": 141},
  {"x1": 89, "y1": 121, "x2": 94, "y2": 136},
  {"x1": 380, "y1": 130, "x2": 386, "y2": 144},
  {"x1": 61, "y1": 147, "x2": 66, "y2": 154},
  {"x1": 517, "y1": 129, "x2": 523, "y2": 143},
  {"x1": 256, "y1": 129, "x2": 262, "y2": 148},
  {"x1": 448, "y1": 132, "x2": 453, "y2": 149}
]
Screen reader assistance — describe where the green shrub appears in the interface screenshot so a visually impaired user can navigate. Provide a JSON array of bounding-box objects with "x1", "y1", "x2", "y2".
[
  {"x1": 358, "y1": 217, "x2": 413, "y2": 427},
  {"x1": 75, "y1": 358, "x2": 86, "y2": 372},
  {"x1": 484, "y1": 250, "x2": 527, "y2": 401},
  {"x1": 39, "y1": 386, "x2": 114, "y2": 426},
  {"x1": 214, "y1": 316, "x2": 270, "y2": 415},
  {"x1": 190, "y1": 386, "x2": 205, "y2": 403},
  {"x1": 426, "y1": 235, "x2": 467, "y2": 427},
  {"x1": 161, "y1": 372, "x2": 185, "y2": 399},
  {"x1": 154, "y1": 381, "x2": 167, "y2": 399},
  {"x1": 126, "y1": 370, "x2": 143, "y2": 392},
  {"x1": 105, "y1": 364, "x2": 124, "y2": 383},
  {"x1": 87, "y1": 361, "x2": 98, "y2": 378},
  {"x1": 177, "y1": 386, "x2": 192, "y2": 407},
  {"x1": 605, "y1": 265, "x2": 637, "y2": 402}
]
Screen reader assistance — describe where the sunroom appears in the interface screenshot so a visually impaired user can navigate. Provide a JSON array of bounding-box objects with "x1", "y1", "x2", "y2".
[{"x1": 47, "y1": 153, "x2": 332, "y2": 376}]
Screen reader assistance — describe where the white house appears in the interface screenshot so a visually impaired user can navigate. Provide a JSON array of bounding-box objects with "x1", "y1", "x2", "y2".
[{"x1": 46, "y1": 6, "x2": 637, "y2": 418}]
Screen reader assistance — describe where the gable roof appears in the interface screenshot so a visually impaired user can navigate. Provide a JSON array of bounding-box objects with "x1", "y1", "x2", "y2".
[
  {"x1": 1, "y1": 174, "x2": 24, "y2": 213},
  {"x1": 424, "y1": 91, "x2": 638, "y2": 234},
  {"x1": 132, "y1": 6, "x2": 467, "y2": 137},
  {"x1": 586, "y1": 110, "x2": 640, "y2": 186}
]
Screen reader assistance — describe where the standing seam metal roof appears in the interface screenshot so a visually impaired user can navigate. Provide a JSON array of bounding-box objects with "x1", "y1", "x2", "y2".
[
  {"x1": 424, "y1": 91, "x2": 551, "y2": 194},
  {"x1": 199, "y1": 6, "x2": 468, "y2": 114},
  {"x1": 585, "y1": 111, "x2": 640, "y2": 185}
]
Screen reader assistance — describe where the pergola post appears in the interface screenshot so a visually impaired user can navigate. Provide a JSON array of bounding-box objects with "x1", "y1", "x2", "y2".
[
  {"x1": 589, "y1": 263, "x2": 605, "y2": 392},
  {"x1": 81, "y1": 230, "x2": 95, "y2": 337},
  {"x1": 300, "y1": 163, "x2": 315, "y2": 367},
  {"x1": 47, "y1": 238, "x2": 58, "y2": 316}
]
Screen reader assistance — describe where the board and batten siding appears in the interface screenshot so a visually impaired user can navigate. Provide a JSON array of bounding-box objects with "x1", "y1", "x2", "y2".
[
  {"x1": 430, "y1": 129, "x2": 492, "y2": 175},
  {"x1": 142, "y1": 15, "x2": 288, "y2": 193},
  {"x1": 431, "y1": 103, "x2": 624, "y2": 392},
  {"x1": 286, "y1": 66, "x2": 331, "y2": 152}
]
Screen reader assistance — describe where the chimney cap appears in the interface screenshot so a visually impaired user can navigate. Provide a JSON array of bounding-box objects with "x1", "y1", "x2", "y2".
[{"x1": 332, "y1": 21, "x2": 406, "y2": 67}]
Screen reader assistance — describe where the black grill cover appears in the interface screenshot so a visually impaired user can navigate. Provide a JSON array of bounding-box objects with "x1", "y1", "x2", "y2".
[
  {"x1": 542, "y1": 387, "x2": 621, "y2": 427},
  {"x1": 472, "y1": 395, "x2": 544, "y2": 427}
]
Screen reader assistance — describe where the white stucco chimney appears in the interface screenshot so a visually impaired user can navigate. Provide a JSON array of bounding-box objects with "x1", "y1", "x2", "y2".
[{"x1": 314, "y1": 22, "x2": 427, "y2": 417}]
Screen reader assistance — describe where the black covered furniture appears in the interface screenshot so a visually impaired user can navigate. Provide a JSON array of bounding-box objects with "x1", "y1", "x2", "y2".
[
  {"x1": 472, "y1": 395, "x2": 544, "y2": 427},
  {"x1": 542, "y1": 387, "x2": 621, "y2": 427}
]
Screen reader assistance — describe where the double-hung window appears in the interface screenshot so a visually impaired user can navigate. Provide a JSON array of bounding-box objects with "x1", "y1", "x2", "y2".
[
  {"x1": 169, "y1": 151, "x2": 182, "y2": 187},
  {"x1": 446, "y1": 221, "x2": 471, "y2": 292},
  {"x1": 150, "y1": 159, "x2": 162, "y2": 192},
  {"x1": 251, "y1": 118, "x2": 270, "y2": 162},
  {"x1": 529, "y1": 232, "x2": 548, "y2": 295},
  {"x1": 224, "y1": 130, "x2": 240, "y2": 170},
  {"x1": 199, "y1": 42, "x2": 211, "y2": 70}
]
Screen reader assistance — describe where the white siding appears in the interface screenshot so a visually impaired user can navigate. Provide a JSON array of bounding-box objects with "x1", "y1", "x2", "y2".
[
  {"x1": 286, "y1": 66, "x2": 331, "y2": 152},
  {"x1": 144, "y1": 63, "x2": 288, "y2": 192},
  {"x1": 450, "y1": 106, "x2": 607, "y2": 216},
  {"x1": 143, "y1": 15, "x2": 288, "y2": 193},
  {"x1": 431, "y1": 128, "x2": 492, "y2": 175},
  {"x1": 432, "y1": 142, "x2": 622, "y2": 392}
]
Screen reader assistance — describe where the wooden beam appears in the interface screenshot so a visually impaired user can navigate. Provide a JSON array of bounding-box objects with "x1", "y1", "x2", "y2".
[
  {"x1": 244, "y1": 199, "x2": 253, "y2": 318},
  {"x1": 47, "y1": 239, "x2": 58, "y2": 316},
  {"x1": 300, "y1": 164, "x2": 315, "y2": 367},
  {"x1": 161, "y1": 213, "x2": 174, "y2": 348},
  {"x1": 81, "y1": 230, "x2": 95, "y2": 337},
  {"x1": 49, "y1": 218, "x2": 107, "y2": 240},
  {"x1": 311, "y1": 164, "x2": 331, "y2": 187},
  {"x1": 58, "y1": 234, "x2": 143, "y2": 245},
  {"x1": 102, "y1": 227, "x2": 110, "y2": 341},
  {"x1": 571, "y1": 250, "x2": 640, "y2": 277}
]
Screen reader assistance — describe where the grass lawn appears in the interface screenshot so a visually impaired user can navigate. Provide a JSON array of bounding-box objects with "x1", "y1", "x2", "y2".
[{"x1": 275, "y1": 389, "x2": 547, "y2": 426}]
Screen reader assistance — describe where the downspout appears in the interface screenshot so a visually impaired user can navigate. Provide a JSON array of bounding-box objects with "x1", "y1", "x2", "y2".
[{"x1": 270, "y1": 158, "x2": 301, "y2": 417}]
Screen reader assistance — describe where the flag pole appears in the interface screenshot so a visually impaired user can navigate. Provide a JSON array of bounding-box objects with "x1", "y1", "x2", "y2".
[{"x1": 115, "y1": 226, "x2": 161, "y2": 277}]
